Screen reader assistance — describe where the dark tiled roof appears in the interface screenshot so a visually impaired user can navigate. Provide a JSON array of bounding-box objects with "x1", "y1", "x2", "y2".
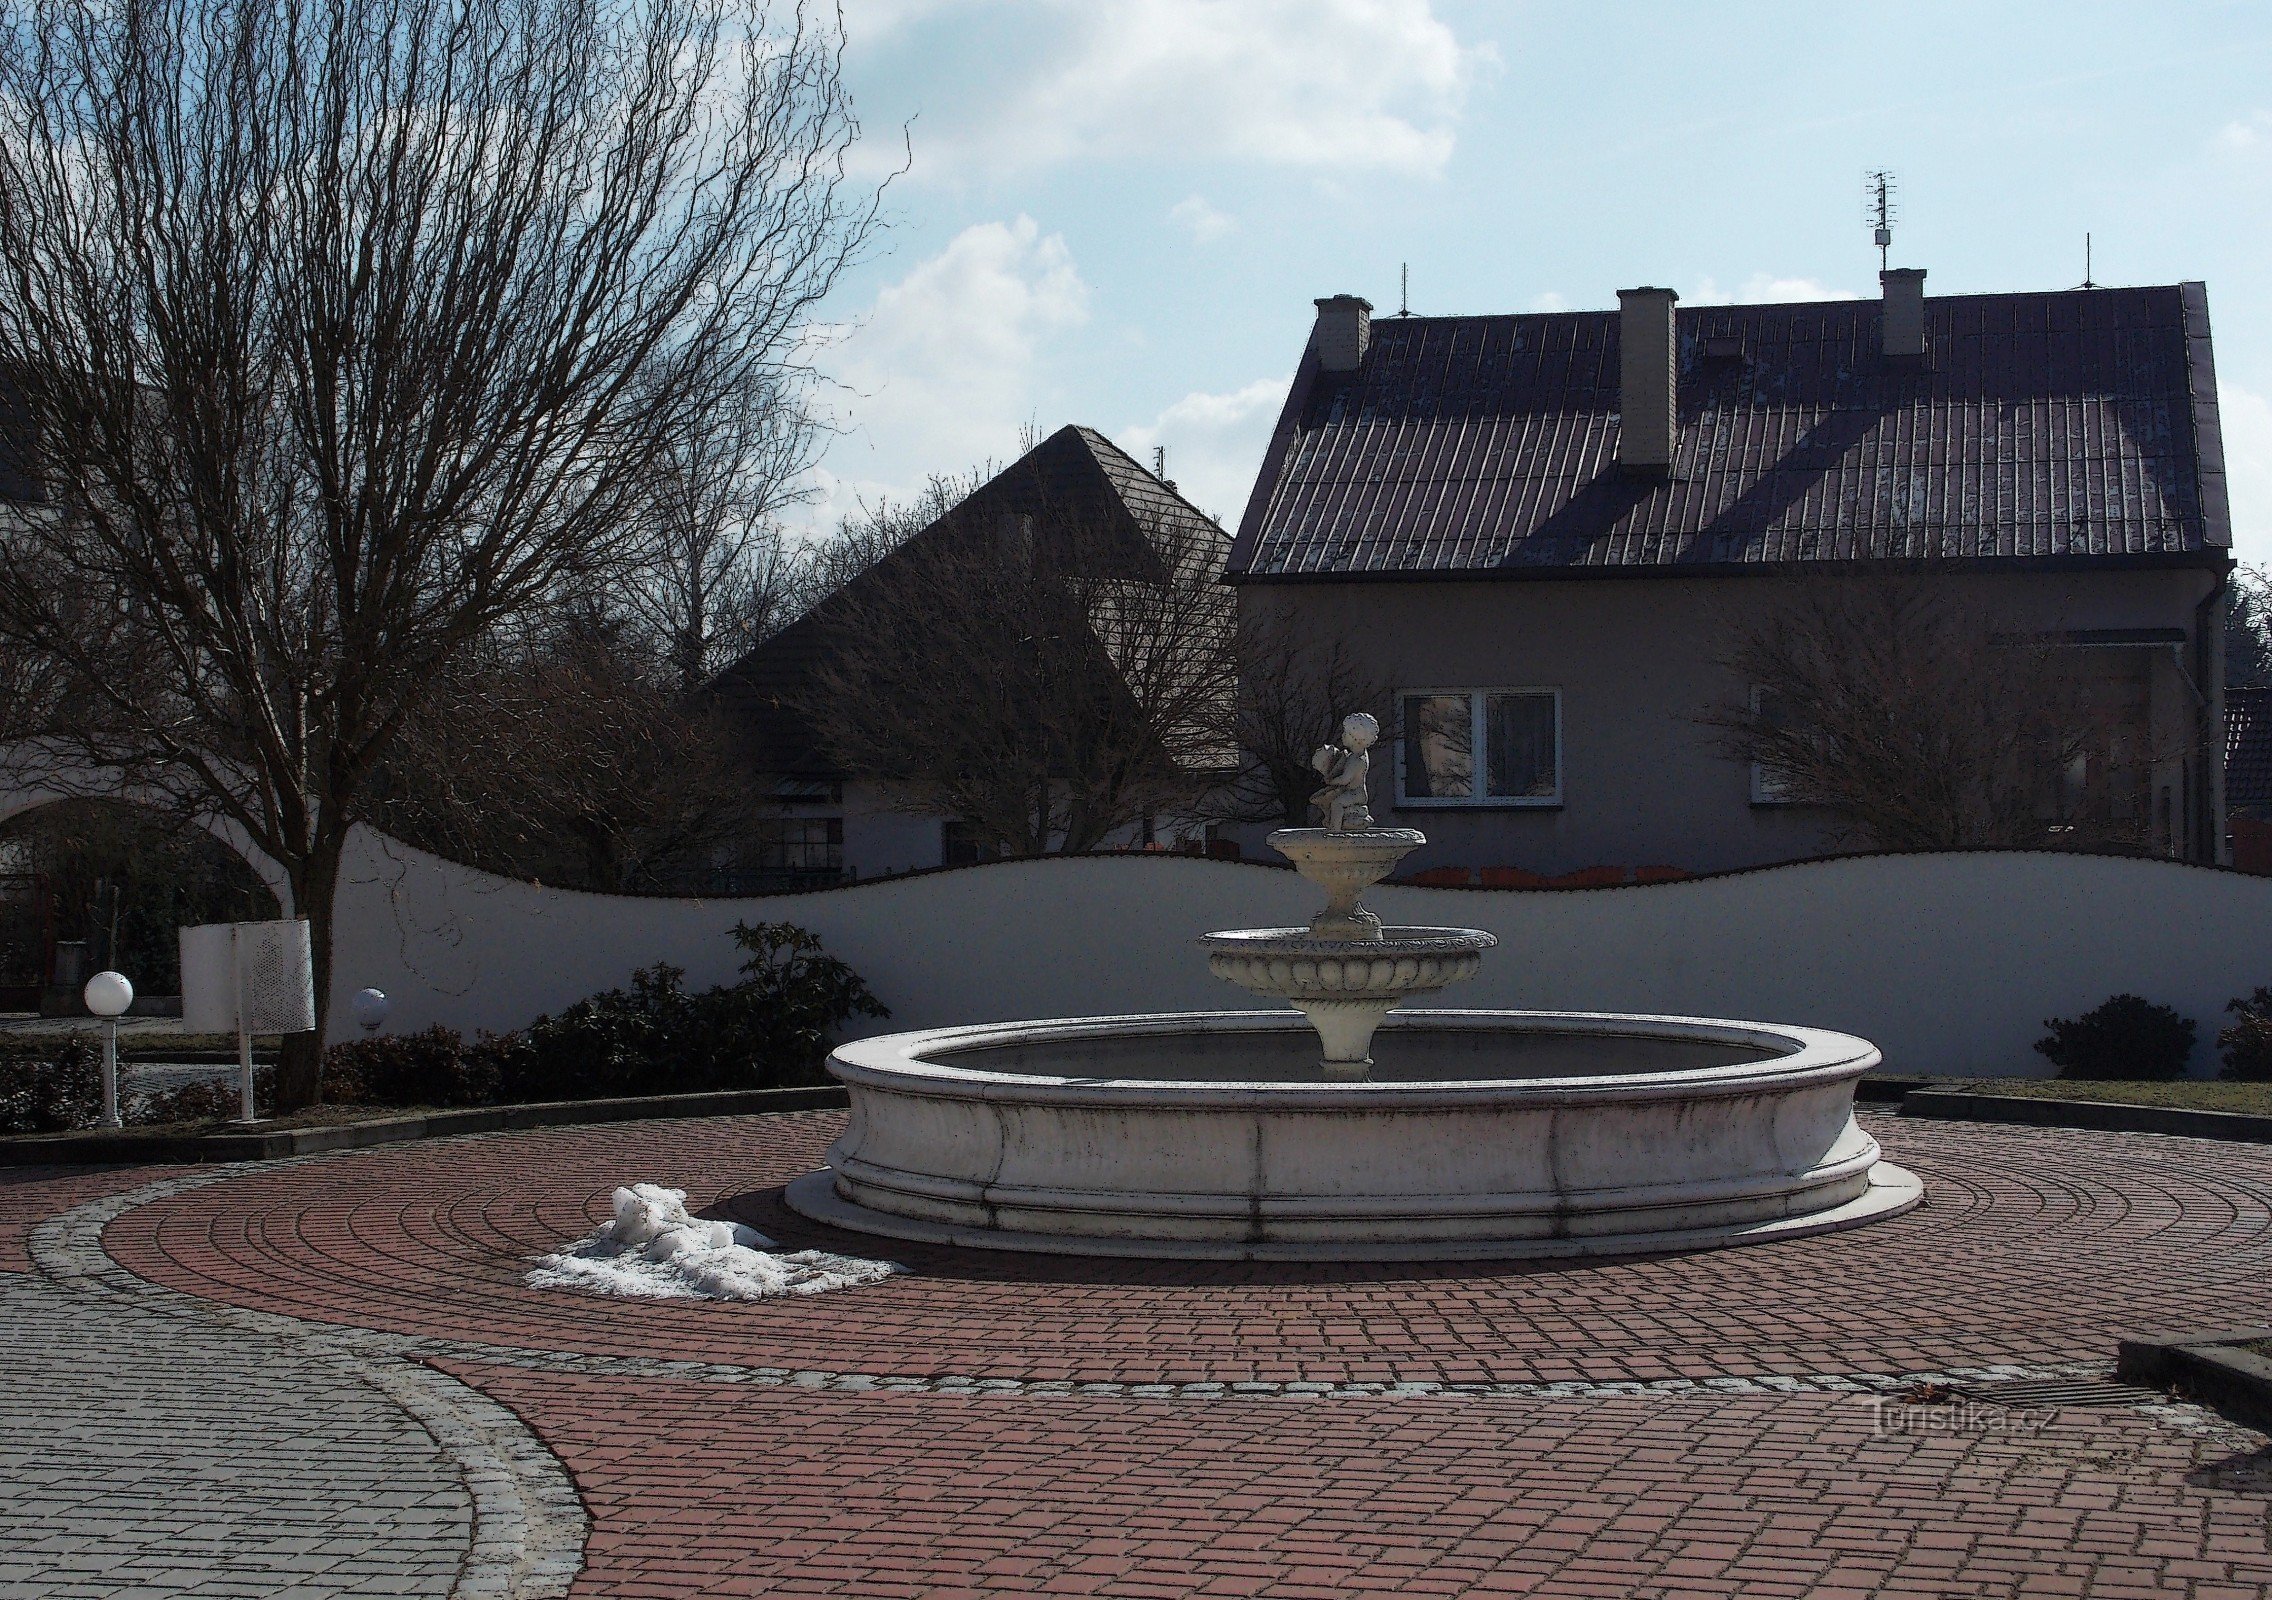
[
  {"x1": 1229, "y1": 285, "x2": 2230, "y2": 579},
  {"x1": 709, "y1": 424, "x2": 1225, "y2": 776},
  {"x1": 2228, "y1": 686, "x2": 2272, "y2": 811}
]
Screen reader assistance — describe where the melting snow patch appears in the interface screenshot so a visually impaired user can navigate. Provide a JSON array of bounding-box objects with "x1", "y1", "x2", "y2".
[{"x1": 528, "y1": 1183, "x2": 904, "y2": 1301}]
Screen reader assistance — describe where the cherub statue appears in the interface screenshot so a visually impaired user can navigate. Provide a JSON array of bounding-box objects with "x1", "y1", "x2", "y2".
[{"x1": 1309, "y1": 711, "x2": 1379, "y2": 832}]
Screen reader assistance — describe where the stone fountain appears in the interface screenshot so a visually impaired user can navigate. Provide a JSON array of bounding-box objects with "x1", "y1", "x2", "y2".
[
  {"x1": 1198, "y1": 713, "x2": 1493, "y2": 1077},
  {"x1": 785, "y1": 714, "x2": 1921, "y2": 1261}
]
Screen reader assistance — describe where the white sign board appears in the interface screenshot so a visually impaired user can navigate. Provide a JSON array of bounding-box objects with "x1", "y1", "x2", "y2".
[{"x1": 180, "y1": 920, "x2": 318, "y2": 1035}]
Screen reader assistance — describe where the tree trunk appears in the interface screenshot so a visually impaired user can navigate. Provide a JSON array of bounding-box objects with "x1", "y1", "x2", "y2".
[{"x1": 274, "y1": 832, "x2": 344, "y2": 1111}]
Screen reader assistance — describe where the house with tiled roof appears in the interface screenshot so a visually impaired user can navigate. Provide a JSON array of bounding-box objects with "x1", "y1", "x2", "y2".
[
  {"x1": 709, "y1": 424, "x2": 1230, "y2": 883},
  {"x1": 2226, "y1": 683, "x2": 2272, "y2": 872},
  {"x1": 1228, "y1": 273, "x2": 2233, "y2": 876}
]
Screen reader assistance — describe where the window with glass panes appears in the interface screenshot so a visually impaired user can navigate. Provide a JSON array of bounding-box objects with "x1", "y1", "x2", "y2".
[
  {"x1": 749, "y1": 817, "x2": 842, "y2": 874},
  {"x1": 1396, "y1": 689, "x2": 1560, "y2": 806}
]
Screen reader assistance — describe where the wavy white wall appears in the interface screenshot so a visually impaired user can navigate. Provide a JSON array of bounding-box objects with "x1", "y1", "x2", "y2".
[{"x1": 329, "y1": 829, "x2": 2272, "y2": 1077}]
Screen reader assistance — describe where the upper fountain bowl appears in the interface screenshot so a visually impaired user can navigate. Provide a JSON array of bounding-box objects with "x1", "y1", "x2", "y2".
[
  {"x1": 1265, "y1": 826, "x2": 1425, "y2": 940},
  {"x1": 1206, "y1": 825, "x2": 1492, "y2": 1072}
]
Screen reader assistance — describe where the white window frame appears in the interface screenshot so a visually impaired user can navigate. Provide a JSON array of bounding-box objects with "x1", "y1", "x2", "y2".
[
  {"x1": 1394, "y1": 687, "x2": 1563, "y2": 809},
  {"x1": 1748, "y1": 684, "x2": 1798, "y2": 805}
]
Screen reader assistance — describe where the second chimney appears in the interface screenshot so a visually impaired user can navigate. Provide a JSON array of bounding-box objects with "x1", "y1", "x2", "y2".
[
  {"x1": 1617, "y1": 286, "x2": 1678, "y2": 476},
  {"x1": 1312, "y1": 294, "x2": 1373, "y2": 372},
  {"x1": 1881, "y1": 267, "x2": 1927, "y2": 360}
]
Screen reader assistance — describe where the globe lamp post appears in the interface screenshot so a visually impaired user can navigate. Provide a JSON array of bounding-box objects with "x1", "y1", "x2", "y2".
[{"x1": 83, "y1": 970, "x2": 134, "y2": 1129}]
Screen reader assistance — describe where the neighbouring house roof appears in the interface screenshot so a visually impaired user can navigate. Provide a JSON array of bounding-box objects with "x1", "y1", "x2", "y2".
[
  {"x1": 2228, "y1": 685, "x2": 2272, "y2": 812},
  {"x1": 709, "y1": 424, "x2": 1226, "y2": 778},
  {"x1": 1228, "y1": 284, "x2": 2231, "y2": 581}
]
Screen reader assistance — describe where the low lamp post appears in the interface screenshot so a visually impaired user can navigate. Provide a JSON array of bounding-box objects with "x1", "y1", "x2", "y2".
[
  {"x1": 351, "y1": 988, "x2": 389, "y2": 1035},
  {"x1": 83, "y1": 970, "x2": 133, "y2": 1130}
]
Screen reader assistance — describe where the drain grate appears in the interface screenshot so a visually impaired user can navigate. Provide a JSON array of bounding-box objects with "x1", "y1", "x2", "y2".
[{"x1": 1951, "y1": 1377, "x2": 2164, "y2": 1410}]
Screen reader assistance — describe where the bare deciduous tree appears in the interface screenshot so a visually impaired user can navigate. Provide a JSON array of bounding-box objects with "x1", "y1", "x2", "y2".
[
  {"x1": 803, "y1": 465, "x2": 1237, "y2": 855},
  {"x1": 1699, "y1": 579, "x2": 2161, "y2": 851},
  {"x1": 2226, "y1": 564, "x2": 2272, "y2": 692},
  {"x1": 618, "y1": 374, "x2": 818, "y2": 691},
  {"x1": 0, "y1": 0, "x2": 879, "y2": 1104},
  {"x1": 1226, "y1": 614, "x2": 1391, "y2": 827},
  {"x1": 369, "y1": 614, "x2": 754, "y2": 892}
]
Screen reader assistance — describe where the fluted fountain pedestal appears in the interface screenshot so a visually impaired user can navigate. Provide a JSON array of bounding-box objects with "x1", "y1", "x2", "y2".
[{"x1": 1198, "y1": 828, "x2": 1491, "y2": 1077}]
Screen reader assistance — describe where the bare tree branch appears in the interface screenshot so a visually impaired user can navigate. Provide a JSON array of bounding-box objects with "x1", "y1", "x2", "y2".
[
  {"x1": 1698, "y1": 578, "x2": 2169, "y2": 852},
  {"x1": 0, "y1": 0, "x2": 881, "y2": 1103}
]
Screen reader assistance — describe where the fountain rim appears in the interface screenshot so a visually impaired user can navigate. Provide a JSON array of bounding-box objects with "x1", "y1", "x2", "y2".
[
  {"x1": 1195, "y1": 923, "x2": 1498, "y2": 955},
  {"x1": 826, "y1": 1007, "x2": 1880, "y2": 1109}
]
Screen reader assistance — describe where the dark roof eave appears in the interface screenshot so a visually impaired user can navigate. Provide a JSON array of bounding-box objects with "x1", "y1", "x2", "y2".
[{"x1": 1224, "y1": 548, "x2": 2233, "y2": 586}]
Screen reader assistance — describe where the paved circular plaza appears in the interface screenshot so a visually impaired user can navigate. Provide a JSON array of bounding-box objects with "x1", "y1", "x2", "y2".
[{"x1": 3, "y1": 1109, "x2": 2269, "y2": 1598}]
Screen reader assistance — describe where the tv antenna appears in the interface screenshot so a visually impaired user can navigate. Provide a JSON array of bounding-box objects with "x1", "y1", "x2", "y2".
[
  {"x1": 1399, "y1": 262, "x2": 1410, "y2": 317},
  {"x1": 1863, "y1": 170, "x2": 1898, "y2": 271},
  {"x1": 2080, "y1": 232, "x2": 2095, "y2": 290}
]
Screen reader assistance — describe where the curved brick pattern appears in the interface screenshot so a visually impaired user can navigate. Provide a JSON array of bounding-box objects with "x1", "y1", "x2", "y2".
[
  {"x1": 0, "y1": 1163, "x2": 183, "y2": 1272},
  {"x1": 15, "y1": 1114, "x2": 2272, "y2": 1598},
  {"x1": 0, "y1": 1271, "x2": 472, "y2": 1597},
  {"x1": 448, "y1": 1366, "x2": 2272, "y2": 1600},
  {"x1": 105, "y1": 1113, "x2": 2272, "y2": 1386},
  {"x1": 14, "y1": 1168, "x2": 589, "y2": 1600}
]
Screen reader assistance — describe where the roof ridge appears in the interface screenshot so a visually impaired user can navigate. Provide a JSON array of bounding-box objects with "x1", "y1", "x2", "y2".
[
  {"x1": 1367, "y1": 283, "x2": 2187, "y2": 323},
  {"x1": 1064, "y1": 422, "x2": 1221, "y2": 526}
]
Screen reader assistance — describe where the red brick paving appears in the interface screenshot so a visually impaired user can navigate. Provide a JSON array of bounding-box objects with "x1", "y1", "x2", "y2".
[
  {"x1": 103, "y1": 1112, "x2": 2272, "y2": 1385},
  {"x1": 444, "y1": 1364, "x2": 2272, "y2": 1599},
  {"x1": 0, "y1": 1162, "x2": 178, "y2": 1271},
  {"x1": 26, "y1": 1113, "x2": 2272, "y2": 1597}
]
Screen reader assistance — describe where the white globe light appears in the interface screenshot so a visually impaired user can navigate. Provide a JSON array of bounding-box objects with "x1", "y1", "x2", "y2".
[
  {"x1": 351, "y1": 988, "x2": 390, "y2": 1033},
  {"x1": 83, "y1": 970, "x2": 134, "y2": 1019}
]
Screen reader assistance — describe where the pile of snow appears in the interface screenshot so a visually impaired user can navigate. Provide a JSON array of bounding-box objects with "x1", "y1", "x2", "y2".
[{"x1": 528, "y1": 1183, "x2": 903, "y2": 1301}]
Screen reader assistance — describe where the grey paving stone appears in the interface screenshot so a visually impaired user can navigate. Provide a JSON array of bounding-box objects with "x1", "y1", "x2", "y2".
[{"x1": 0, "y1": 1272, "x2": 468, "y2": 1597}]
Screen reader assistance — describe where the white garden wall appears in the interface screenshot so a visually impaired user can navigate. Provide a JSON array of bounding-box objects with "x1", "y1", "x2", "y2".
[{"x1": 331, "y1": 828, "x2": 2272, "y2": 1077}]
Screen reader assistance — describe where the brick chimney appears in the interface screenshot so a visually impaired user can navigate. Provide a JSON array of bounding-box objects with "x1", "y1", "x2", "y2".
[
  {"x1": 1617, "y1": 287, "x2": 1678, "y2": 476},
  {"x1": 1880, "y1": 267, "x2": 1927, "y2": 360},
  {"x1": 1312, "y1": 295, "x2": 1373, "y2": 372}
]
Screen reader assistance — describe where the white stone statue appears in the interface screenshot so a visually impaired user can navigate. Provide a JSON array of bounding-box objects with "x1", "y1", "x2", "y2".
[{"x1": 1309, "y1": 711, "x2": 1379, "y2": 832}]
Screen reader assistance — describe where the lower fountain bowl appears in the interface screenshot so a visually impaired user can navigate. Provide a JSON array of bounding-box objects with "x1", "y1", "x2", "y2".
[{"x1": 783, "y1": 1009, "x2": 1921, "y2": 1261}]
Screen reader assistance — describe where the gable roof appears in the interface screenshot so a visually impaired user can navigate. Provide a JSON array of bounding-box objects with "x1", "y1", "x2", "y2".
[
  {"x1": 2229, "y1": 685, "x2": 2272, "y2": 812},
  {"x1": 1228, "y1": 284, "x2": 2230, "y2": 581},
  {"x1": 709, "y1": 424, "x2": 1227, "y2": 777}
]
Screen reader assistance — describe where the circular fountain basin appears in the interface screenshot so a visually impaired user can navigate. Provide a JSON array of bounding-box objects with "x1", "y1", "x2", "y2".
[{"x1": 783, "y1": 1009, "x2": 1922, "y2": 1261}]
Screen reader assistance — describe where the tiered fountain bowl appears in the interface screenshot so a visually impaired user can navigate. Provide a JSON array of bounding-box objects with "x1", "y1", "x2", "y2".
[
  {"x1": 1198, "y1": 827, "x2": 1495, "y2": 1078},
  {"x1": 785, "y1": 823, "x2": 1921, "y2": 1261}
]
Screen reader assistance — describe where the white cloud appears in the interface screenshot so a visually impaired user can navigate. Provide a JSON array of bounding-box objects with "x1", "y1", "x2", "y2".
[
  {"x1": 1688, "y1": 274, "x2": 1864, "y2": 306},
  {"x1": 2215, "y1": 111, "x2": 2272, "y2": 151},
  {"x1": 1169, "y1": 194, "x2": 1236, "y2": 243},
  {"x1": 1527, "y1": 291, "x2": 1571, "y2": 312},
  {"x1": 876, "y1": 0, "x2": 1491, "y2": 179},
  {"x1": 803, "y1": 216, "x2": 1089, "y2": 531},
  {"x1": 1119, "y1": 377, "x2": 1290, "y2": 526},
  {"x1": 2222, "y1": 381, "x2": 2272, "y2": 568}
]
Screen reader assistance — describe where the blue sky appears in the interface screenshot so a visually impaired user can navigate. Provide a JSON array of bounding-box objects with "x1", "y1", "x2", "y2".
[{"x1": 802, "y1": 1, "x2": 2272, "y2": 562}]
